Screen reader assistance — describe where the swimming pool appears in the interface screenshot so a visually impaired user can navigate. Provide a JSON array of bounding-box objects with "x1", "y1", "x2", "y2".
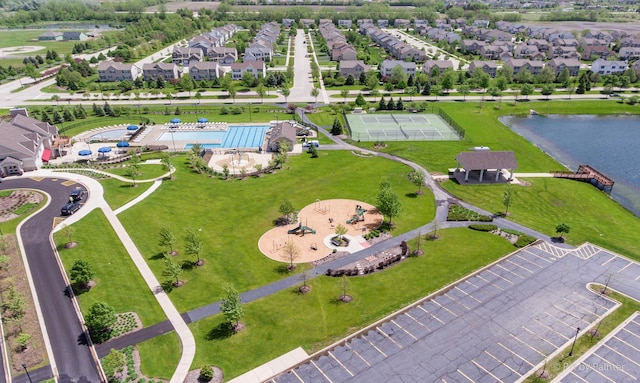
[
  {"x1": 90, "y1": 129, "x2": 128, "y2": 141},
  {"x1": 157, "y1": 125, "x2": 269, "y2": 149}
]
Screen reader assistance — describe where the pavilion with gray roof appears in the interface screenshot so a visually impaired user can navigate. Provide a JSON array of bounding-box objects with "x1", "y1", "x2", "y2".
[{"x1": 455, "y1": 150, "x2": 518, "y2": 183}]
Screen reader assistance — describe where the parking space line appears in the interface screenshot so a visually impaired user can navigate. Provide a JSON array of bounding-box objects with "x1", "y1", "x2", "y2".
[
  {"x1": 486, "y1": 268, "x2": 515, "y2": 284},
  {"x1": 601, "y1": 254, "x2": 617, "y2": 266},
  {"x1": 621, "y1": 327, "x2": 640, "y2": 341},
  {"x1": 484, "y1": 350, "x2": 522, "y2": 377},
  {"x1": 444, "y1": 292, "x2": 471, "y2": 310},
  {"x1": 417, "y1": 305, "x2": 445, "y2": 324},
  {"x1": 328, "y1": 351, "x2": 354, "y2": 377},
  {"x1": 594, "y1": 352, "x2": 637, "y2": 379},
  {"x1": 612, "y1": 335, "x2": 640, "y2": 353},
  {"x1": 551, "y1": 303, "x2": 591, "y2": 325},
  {"x1": 463, "y1": 279, "x2": 482, "y2": 290},
  {"x1": 456, "y1": 368, "x2": 476, "y2": 383},
  {"x1": 432, "y1": 299, "x2": 459, "y2": 318},
  {"x1": 603, "y1": 344, "x2": 640, "y2": 367},
  {"x1": 581, "y1": 362, "x2": 617, "y2": 382},
  {"x1": 509, "y1": 333, "x2": 546, "y2": 357},
  {"x1": 390, "y1": 319, "x2": 418, "y2": 340},
  {"x1": 617, "y1": 261, "x2": 632, "y2": 273},
  {"x1": 523, "y1": 249, "x2": 552, "y2": 263},
  {"x1": 635, "y1": 274, "x2": 640, "y2": 281},
  {"x1": 362, "y1": 335, "x2": 388, "y2": 357},
  {"x1": 376, "y1": 327, "x2": 403, "y2": 349},
  {"x1": 345, "y1": 343, "x2": 371, "y2": 367},
  {"x1": 310, "y1": 360, "x2": 334, "y2": 383},
  {"x1": 496, "y1": 263, "x2": 524, "y2": 279},
  {"x1": 514, "y1": 253, "x2": 544, "y2": 269},
  {"x1": 505, "y1": 258, "x2": 534, "y2": 274},
  {"x1": 476, "y1": 274, "x2": 505, "y2": 291},
  {"x1": 497, "y1": 342, "x2": 535, "y2": 367},
  {"x1": 561, "y1": 296, "x2": 597, "y2": 318},
  {"x1": 472, "y1": 360, "x2": 505, "y2": 383},
  {"x1": 568, "y1": 371, "x2": 589, "y2": 382},
  {"x1": 544, "y1": 311, "x2": 576, "y2": 330},
  {"x1": 290, "y1": 369, "x2": 305, "y2": 382},
  {"x1": 521, "y1": 325, "x2": 561, "y2": 348},
  {"x1": 571, "y1": 290, "x2": 610, "y2": 311},
  {"x1": 454, "y1": 286, "x2": 482, "y2": 304},
  {"x1": 534, "y1": 318, "x2": 570, "y2": 340},
  {"x1": 405, "y1": 312, "x2": 433, "y2": 331}
]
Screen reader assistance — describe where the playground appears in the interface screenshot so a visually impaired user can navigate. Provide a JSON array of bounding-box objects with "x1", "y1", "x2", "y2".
[{"x1": 258, "y1": 199, "x2": 384, "y2": 264}]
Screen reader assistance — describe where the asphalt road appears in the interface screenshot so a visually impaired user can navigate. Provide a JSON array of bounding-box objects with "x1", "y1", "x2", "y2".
[{"x1": 0, "y1": 178, "x2": 100, "y2": 383}]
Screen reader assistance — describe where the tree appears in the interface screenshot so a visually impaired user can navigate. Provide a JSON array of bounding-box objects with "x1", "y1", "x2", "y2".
[
  {"x1": 162, "y1": 254, "x2": 183, "y2": 287},
  {"x1": 502, "y1": 183, "x2": 515, "y2": 216},
  {"x1": 376, "y1": 181, "x2": 402, "y2": 225},
  {"x1": 70, "y1": 260, "x2": 94, "y2": 288},
  {"x1": 185, "y1": 228, "x2": 204, "y2": 266},
  {"x1": 536, "y1": 66, "x2": 555, "y2": 84},
  {"x1": 338, "y1": 275, "x2": 351, "y2": 303},
  {"x1": 282, "y1": 239, "x2": 300, "y2": 271},
  {"x1": 227, "y1": 82, "x2": 237, "y2": 102},
  {"x1": 256, "y1": 83, "x2": 266, "y2": 103},
  {"x1": 16, "y1": 333, "x2": 31, "y2": 351},
  {"x1": 159, "y1": 226, "x2": 178, "y2": 255},
  {"x1": 431, "y1": 85, "x2": 442, "y2": 101},
  {"x1": 541, "y1": 84, "x2": 555, "y2": 100},
  {"x1": 3, "y1": 287, "x2": 25, "y2": 325},
  {"x1": 555, "y1": 222, "x2": 570, "y2": 240},
  {"x1": 200, "y1": 366, "x2": 214, "y2": 382},
  {"x1": 179, "y1": 74, "x2": 195, "y2": 96},
  {"x1": 61, "y1": 224, "x2": 76, "y2": 247},
  {"x1": 279, "y1": 199, "x2": 296, "y2": 224},
  {"x1": 331, "y1": 118, "x2": 343, "y2": 135},
  {"x1": 161, "y1": 153, "x2": 173, "y2": 179},
  {"x1": 85, "y1": 302, "x2": 116, "y2": 343},
  {"x1": 340, "y1": 89, "x2": 349, "y2": 104},
  {"x1": 23, "y1": 63, "x2": 40, "y2": 82},
  {"x1": 280, "y1": 87, "x2": 290, "y2": 103},
  {"x1": 355, "y1": 93, "x2": 366, "y2": 107},
  {"x1": 408, "y1": 169, "x2": 425, "y2": 195},
  {"x1": 458, "y1": 84, "x2": 470, "y2": 100},
  {"x1": 124, "y1": 154, "x2": 141, "y2": 186},
  {"x1": 102, "y1": 349, "x2": 126, "y2": 380},
  {"x1": 520, "y1": 83, "x2": 535, "y2": 100},
  {"x1": 310, "y1": 87, "x2": 320, "y2": 103},
  {"x1": 220, "y1": 283, "x2": 244, "y2": 331}
]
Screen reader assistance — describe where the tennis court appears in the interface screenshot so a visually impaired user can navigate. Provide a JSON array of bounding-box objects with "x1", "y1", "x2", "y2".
[{"x1": 345, "y1": 113, "x2": 461, "y2": 142}]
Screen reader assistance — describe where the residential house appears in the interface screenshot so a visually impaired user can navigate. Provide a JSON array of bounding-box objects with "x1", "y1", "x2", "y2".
[
  {"x1": 231, "y1": 61, "x2": 266, "y2": 80},
  {"x1": 38, "y1": 31, "x2": 63, "y2": 41},
  {"x1": 483, "y1": 30, "x2": 512, "y2": 43},
  {"x1": 394, "y1": 19, "x2": 411, "y2": 29},
  {"x1": 620, "y1": 37, "x2": 640, "y2": 48},
  {"x1": 300, "y1": 19, "x2": 315, "y2": 28},
  {"x1": 377, "y1": 19, "x2": 389, "y2": 28},
  {"x1": 591, "y1": 59, "x2": 628, "y2": 75},
  {"x1": 0, "y1": 109, "x2": 59, "y2": 175},
  {"x1": 527, "y1": 39, "x2": 551, "y2": 53},
  {"x1": 339, "y1": 60, "x2": 371, "y2": 78},
  {"x1": 379, "y1": 59, "x2": 416, "y2": 77},
  {"x1": 62, "y1": 32, "x2": 88, "y2": 41},
  {"x1": 580, "y1": 38, "x2": 611, "y2": 60},
  {"x1": 480, "y1": 45, "x2": 509, "y2": 60},
  {"x1": 462, "y1": 40, "x2": 486, "y2": 54},
  {"x1": 503, "y1": 58, "x2": 544, "y2": 75},
  {"x1": 331, "y1": 43, "x2": 357, "y2": 61},
  {"x1": 282, "y1": 19, "x2": 295, "y2": 28},
  {"x1": 338, "y1": 20, "x2": 352, "y2": 29},
  {"x1": 97, "y1": 61, "x2": 140, "y2": 82},
  {"x1": 207, "y1": 46, "x2": 237, "y2": 65},
  {"x1": 550, "y1": 46, "x2": 580, "y2": 59},
  {"x1": 553, "y1": 38, "x2": 579, "y2": 47},
  {"x1": 632, "y1": 61, "x2": 640, "y2": 76},
  {"x1": 546, "y1": 58, "x2": 581, "y2": 76},
  {"x1": 618, "y1": 47, "x2": 640, "y2": 60},
  {"x1": 245, "y1": 43, "x2": 272, "y2": 62},
  {"x1": 189, "y1": 36, "x2": 214, "y2": 55},
  {"x1": 142, "y1": 63, "x2": 180, "y2": 81},
  {"x1": 473, "y1": 19, "x2": 490, "y2": 28},
  {"x1": 172, "y1": 47, "x2": 203, "y2": 66},
  {"x1": 514, "y1": 44, "x2": 540, "y2": 59},
  {"x1": 468, "y1": 60, "x2": 497, "y2": 78},
  {"x1": 422, "y1": 60, "x2": 454, "y2": 75},
  {"x1": 188, "y1": 62, "x2": 219, "y2": 81}
]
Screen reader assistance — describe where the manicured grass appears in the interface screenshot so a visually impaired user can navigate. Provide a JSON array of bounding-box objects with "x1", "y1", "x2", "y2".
[
  {"x1": 107, "y1": 164, "x2": 168, "y2": 180},
  {"x1": 100, "y1": 177, "x2": 155, "y2": 211},
  {"x1": 189, "y1": 228, "x2": 515, "y2": 378},
  {"x1": 525, "y1": 285, "x2": 640, "y2": 382},
  {"x1": 361, "y1": 100, "x2": 640, "y2": 174},
  {"x1": 441, "y1": 177, "x2": 640, "y2": 260},
  {"x1": 54, "y1": 210, "x2": 167, "y2": 326},
  {"x1": 137, "y1": 331, "x2": 181, "y2": 380},
  {"x1": 118, "y1": 151, "x2": 435, "y2": 312}
]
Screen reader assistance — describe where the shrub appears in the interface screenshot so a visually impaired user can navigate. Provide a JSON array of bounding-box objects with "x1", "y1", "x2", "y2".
[
  {"x1": 200, "y1": 365, "x2": 214, "y2": 382},
  {"x1": 515, "y1": 234, "x2": 537, "y2": 248},
  {"x1": 468, "y1": 224, "x2": 498, "y2": 232},
  {"x1": 502, "y1": 228, "x2": 524, "y2": 236}
]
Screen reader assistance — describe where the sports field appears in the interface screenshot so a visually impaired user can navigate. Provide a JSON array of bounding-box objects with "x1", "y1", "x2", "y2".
[{"x1": 345, "y1": 113, "x2": 461, "y2": 142}]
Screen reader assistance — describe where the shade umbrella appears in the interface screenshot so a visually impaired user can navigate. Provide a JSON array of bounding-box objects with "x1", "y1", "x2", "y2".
[
  {"x1": 78, "y1": 149, "x2": 92, "y2": 156},
  {"x1": 198, "y1": 118, "x2": 208, "y2": 123},
  {"x1": 98, "y1": 147, "x2": 112, "y2": 157},
  {"x1": 116, "y1": 141, "x2": 130, "y2": 148},
  {"x1": 127, "y1": 125, "x2": 139, "y2": 131},
  {"x1": 170, "y1": 118, "x2": 181, "y2": 124}
]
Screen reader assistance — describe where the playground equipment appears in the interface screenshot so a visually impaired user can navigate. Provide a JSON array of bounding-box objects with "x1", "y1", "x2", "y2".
[
  {"x1": 287, "y1": 222, "x2": 316, "y2": 236},
  {"x1": 346, "y1": 204, "x2": 368, "y2": 224}
]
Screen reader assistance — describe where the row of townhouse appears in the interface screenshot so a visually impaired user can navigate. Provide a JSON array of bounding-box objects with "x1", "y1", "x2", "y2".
[
  {"x1": 359, "y1": 22, "x2": 426, "y2": 61},
  {"x1": 467, "y1": 58, "x2": 582, "y2": 78},
  {"x1": 318, "y1": 19, "x2": 357, "y2": 62},
  {"x1": 244, "y1": 22, "x2": 279, "y2": 62},
  {"x1": 176, "y1": 24, "x2": 239, "y2": 66}
]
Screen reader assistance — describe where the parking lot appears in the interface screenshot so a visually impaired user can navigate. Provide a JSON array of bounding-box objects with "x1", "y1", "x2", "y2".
[{"x1": 267, "y1": 240, "x2": 640, "y2": 383}]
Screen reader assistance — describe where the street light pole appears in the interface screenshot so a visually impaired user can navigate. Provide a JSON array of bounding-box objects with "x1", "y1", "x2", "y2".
[
  {"x1": 170, "y1": 127, "x2": 176, "y2": 152},
  {"x1": 568, "y1": 327, "x2": 580, "y2": 357},
  {"x1": 22, "y1": 364, "x2": 33, "y2": 383}
]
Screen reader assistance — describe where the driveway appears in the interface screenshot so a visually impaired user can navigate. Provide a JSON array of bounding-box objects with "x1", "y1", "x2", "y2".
[
  {"x1": 0, "y1": 178, "x2": 100, "y2": 383},
  {"x1": 289, "y1": 29, "x2": 315, "y2": 103}
]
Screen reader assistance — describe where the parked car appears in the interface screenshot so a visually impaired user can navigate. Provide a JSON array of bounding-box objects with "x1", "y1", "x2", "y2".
[
  {"x1": 61, "y1": 202, "x2": 80, "y2": 216},
  {"x1": 69, "y1": 189, "x2": 85, "y2": 202}
]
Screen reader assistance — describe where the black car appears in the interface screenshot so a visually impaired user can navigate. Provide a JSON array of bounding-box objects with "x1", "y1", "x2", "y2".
[
  {"x1": 70, "y1": 189, "x2": 85, "y2": 201},
  {"x1": 61, "y1": 202, "x2": 80, "y2": 216}
]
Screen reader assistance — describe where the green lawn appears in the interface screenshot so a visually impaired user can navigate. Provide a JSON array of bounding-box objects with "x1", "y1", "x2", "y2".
[
  {"x1": 189, "y1": 228, "x2": 515, "y2": 378},
  {"x1": 100, "y1": 177, "x2": 156, "y2": 211},
  {"x1": 137, "y1": 332, "x2": 181, "y2": 380},
  {"x1": 442, "y1": 177, "x2": 640, "y2": 260},
  {"x1": 54, "y1": 210, "x2": 167, "y2": 326},
  {"x1": 117, "y1": 151, "x2": 435, "y2": 312},
  {"x1": 107, "y1": 164, "x2": 167, "y2": 180}
]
